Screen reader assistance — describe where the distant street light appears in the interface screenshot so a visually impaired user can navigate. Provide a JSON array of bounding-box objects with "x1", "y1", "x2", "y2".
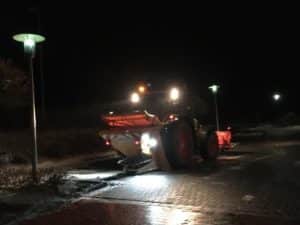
[
  {"x1": 13, "y1": 33, "x2": 45, "y2": 183},
  {"x1": 273, "y1": 93, "x2": 281, "y2": 102},
  {"x1": 208, "y1": 84, "x2": 220, "y2": 131}
]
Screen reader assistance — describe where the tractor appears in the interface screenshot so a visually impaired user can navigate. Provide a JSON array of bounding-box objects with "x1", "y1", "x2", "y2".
[{"x1": 98, "y1": 83, "x2": 231, "y2": 172}]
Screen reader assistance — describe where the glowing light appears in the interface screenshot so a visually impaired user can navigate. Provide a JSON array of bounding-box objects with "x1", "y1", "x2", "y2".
[
  {"x1": 105, "y1": 139, "x2": 111, "y2": 146},
  {"x1": 148, "y1": 206, "x2": 196, "y2": 225},
  {"x1": 109, "y1": 111, "x2": 114, "y2": 115},
  {"x1": 208, "y1": 84, "x2": 219, "y2": 94},
  {"x1": 141, "y1": 133, "x2": 157, "y2": 155},
  {"x1": 129, "y1": 174, "x2": 169, "y2": 188},
  {"x1": 24, "y1": 38, "x2": 35, "y2": 48},
  {"x1": 66, "y1": 171, "x2": 119, "y2": 181},
  {"x1": 149, "y1": 138, "x2": 157, "y2": 148},
  {"x1": 13, "y1": 33, "x2": 45, "y2": 43},
  {"x1": 167, "y1": 209, "x2": 193, "y2": 225},
  {"x1": 169, "y1": 114, "x2": 178, "y2": 121},
  {"x1": 169, "y1": 87, "x2": 180, "y2": 101},
  {"x1": 13, "y1": 33, "x2": 45, "y2": 52},
  {"x1": 130, "y1": 92, "x2": 140, "y2": 103},
  {"x1": 138, "y1": 85, "x2": 146, "y2": 94},
  {"x1": 273, "y1": 93, "x2": 281, "y2": 101}
]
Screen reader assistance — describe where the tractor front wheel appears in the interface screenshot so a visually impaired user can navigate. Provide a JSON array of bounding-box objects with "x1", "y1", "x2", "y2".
[{"x1": 161, "y1": 120, "x2": 195, "y2": 169}]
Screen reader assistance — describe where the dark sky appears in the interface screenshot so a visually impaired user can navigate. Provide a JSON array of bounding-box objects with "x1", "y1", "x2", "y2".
[{"x1": 1, "y1": 2, "x2": 298, "y2": 122}]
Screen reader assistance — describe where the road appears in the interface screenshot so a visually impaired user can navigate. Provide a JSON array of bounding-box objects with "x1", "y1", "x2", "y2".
[{"x1": 19, "y1": 141, "x2": 300, "y2": 225}]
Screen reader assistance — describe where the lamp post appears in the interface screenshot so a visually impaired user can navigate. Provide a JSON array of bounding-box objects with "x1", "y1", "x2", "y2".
[
  {"x1": 208, "y1": 84, "x2": 220, "y2": 131},
  {"x1": 13, "y1": 33, "x2": 45, "y2": 183}
]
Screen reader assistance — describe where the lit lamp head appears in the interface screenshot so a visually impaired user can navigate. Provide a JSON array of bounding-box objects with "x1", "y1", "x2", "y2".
[
  {"x1": 13, "y1": 33, "x2": 45, "y2": 55},
  {"x1": 208, "y1": 84, "x2": 220, "y2": 94},
  {"x1": 273, "y1": 93, "x2": 281, "y2": 102}
]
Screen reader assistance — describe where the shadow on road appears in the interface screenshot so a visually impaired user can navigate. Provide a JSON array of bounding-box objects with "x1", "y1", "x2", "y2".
[
  {"x1": 221, "y1": 151, "x2": 254, "y2": 156},
  {"x1": 79, "y1": 158, "x2": 123, "y2": 170}
]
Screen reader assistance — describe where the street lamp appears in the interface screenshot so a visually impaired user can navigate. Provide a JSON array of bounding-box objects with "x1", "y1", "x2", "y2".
[
  {"x1": 208, "y1": 84, "x2": 220, "y2": 131},
  {"x1": 13, "y1": 33, "x2": 45, "y2": 183},
  {"x1": 273, "y1": 93, "x2": 281, "y2": 102}
]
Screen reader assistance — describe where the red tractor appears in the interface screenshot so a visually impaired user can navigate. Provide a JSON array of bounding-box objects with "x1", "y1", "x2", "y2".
[{"x1": 98, "y1": 84, "x2": 231, "y2": 172}]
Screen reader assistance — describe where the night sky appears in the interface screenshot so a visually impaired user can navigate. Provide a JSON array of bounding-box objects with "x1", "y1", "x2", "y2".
[{"x1": 1, "y1": 3, "x2": 298, "y2": 123}]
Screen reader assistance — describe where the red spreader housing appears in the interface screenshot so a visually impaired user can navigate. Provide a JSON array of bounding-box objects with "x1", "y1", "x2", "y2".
[
  {"x1": 216, "y1": 130, "x2": 232, "y2": 149},
  {"x1": 102, "y1": 112, "x2": 160, "y2": 128}
]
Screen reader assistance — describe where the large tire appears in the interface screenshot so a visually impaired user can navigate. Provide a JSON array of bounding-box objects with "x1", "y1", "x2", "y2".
[
  {"x1": 160, "y1": 119, "x2": 195, "y2": 168},
  {"x1": 200, "y1": 130, "x2": 219, "y2": 160}
]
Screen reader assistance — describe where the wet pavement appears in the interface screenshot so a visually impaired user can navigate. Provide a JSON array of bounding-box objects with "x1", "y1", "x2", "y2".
[
  {"x1": 19, "y1": 199, "x2": 298, "y2": 225},
  {"x1": 17, "y1": 141, "x2": 300, "y2": 224}
]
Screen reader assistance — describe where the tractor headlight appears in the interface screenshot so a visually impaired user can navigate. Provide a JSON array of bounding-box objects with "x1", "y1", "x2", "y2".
[
  {"x1": 130, "y1": 92, "x2": 140, "y2": 104},
  {"x1": 169, "y1": 87, "x2": 180, "y2": 102},
  {"x1": 141, "y1": 133, "x2": 157, "y2": 155}
]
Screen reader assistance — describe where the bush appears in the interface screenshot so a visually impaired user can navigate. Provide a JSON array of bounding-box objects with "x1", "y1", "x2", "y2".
[
  {"x1": 0, "y1": 128, "x2": 104, "y2": 164},
  {"x1": 39, "y1": 128, "x2": 103, "y2": 158},
  {"x1": 0, "y1": 131, "x2": 32, "y2": 164}
]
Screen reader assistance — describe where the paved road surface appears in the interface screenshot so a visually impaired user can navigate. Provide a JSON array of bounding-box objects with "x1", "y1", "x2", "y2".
[{"x1": 20, "y1": 141, "x2": 300, "y2": 225}]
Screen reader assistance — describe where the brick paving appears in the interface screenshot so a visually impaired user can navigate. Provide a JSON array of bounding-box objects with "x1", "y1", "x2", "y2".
[
  {"x1": 20, "y1": 199, "x2": 298, "y2": 225},
  {"x1": 94, "y1": 142, "x2": 300, "y2": 219},
  {"x1": 16, "y1": 141, "x2": 300, "y2": 224}
]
